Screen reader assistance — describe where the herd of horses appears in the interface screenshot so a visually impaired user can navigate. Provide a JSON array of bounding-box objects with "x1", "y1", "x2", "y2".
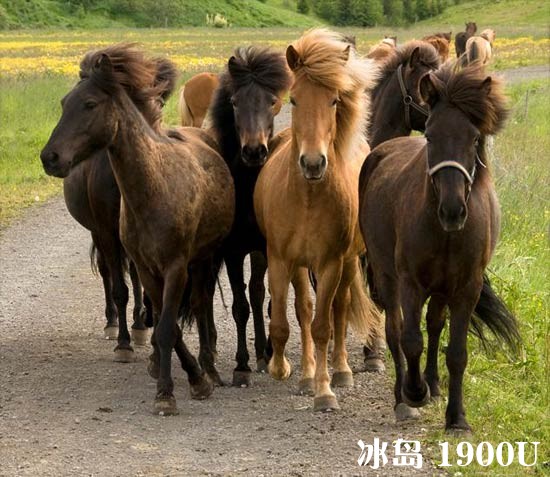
[{"x1": 39, "y1": 26, "x2": 520, "y2": 434}]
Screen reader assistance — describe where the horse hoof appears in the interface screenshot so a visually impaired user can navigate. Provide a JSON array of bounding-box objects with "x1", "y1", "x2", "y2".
[
  {"x1": 297, "y1": 378, "x2": 315, "y2": 396},
  {"x1": 313, "y1": 394, "x2": 340, "y2": 412},
  {"x1": 208, "y1": 371, "x2": 225, "y2": 387},
  {"x1": 363, "y1": 358, "x2": 386, "y2": 373},
  {"x1": 232, "y1": 370, "x2": 252, "y2": 387},
  {"x1": 131, "y1": 328, "x2": 148, "y2": 346},
  {"x1": 331, "y1": 371, "x2": 354, "y2": 387},
  {"x1": 212, "y1": 351, "x2": 218, "y2": 364},
  {"x1": 190, "y1": 376, "x2": 214, "y2": 400},
  {"x1": 104, "y1": 325, "x2": 118, "y2": 340},
  {"x1": 401, "y1": 384, "x2": 431, "y2": 408},
  {"x1": 147, "y1": 358, "x2": 159, "y2": 380},
  {"x1": 113, "y1": 347, "x2": 136, "y2": 363},
  {"x1": 154, "y1": 395, "x2": 178, "y2": 416},
  {"x1": 268, "y1": 358, "x2": 292, "y2": 381},
  {"x1": 256, "y1": 358, "x2": 268, "y2": 373},
  {"x1": 445, "y1": 423, "x2": 473, "y2": 437},
  {"x1": 395, "y1": 402, "x2": 421, "y2": 421}
]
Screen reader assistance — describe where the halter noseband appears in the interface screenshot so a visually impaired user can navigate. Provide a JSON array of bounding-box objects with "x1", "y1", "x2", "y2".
[
  {"x1": 427, "y1": 154, "x2": 486, "y2": 201},
  {"x1": 396, "y1": 64, "x2": 429, "y2": 131}
]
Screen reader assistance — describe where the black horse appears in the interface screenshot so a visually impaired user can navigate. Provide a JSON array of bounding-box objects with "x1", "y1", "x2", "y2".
[{"x1": 210, "y1": 46, "x2": 291, "y2": 386}]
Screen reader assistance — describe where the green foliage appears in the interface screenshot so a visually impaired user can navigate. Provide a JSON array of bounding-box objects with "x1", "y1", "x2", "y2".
[{"x1": 296, "y1": 0, "x2": 309, "y2": 14}]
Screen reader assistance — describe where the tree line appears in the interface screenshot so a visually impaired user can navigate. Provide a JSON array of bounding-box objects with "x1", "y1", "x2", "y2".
[{"x1": 298, "y1": 0, "x2": 460, "y2": 26}]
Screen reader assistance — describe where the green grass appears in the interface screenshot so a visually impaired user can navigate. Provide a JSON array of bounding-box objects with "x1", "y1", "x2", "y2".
[{"x1": 419, "y1": 78, "x2": 550, "y2": 476}]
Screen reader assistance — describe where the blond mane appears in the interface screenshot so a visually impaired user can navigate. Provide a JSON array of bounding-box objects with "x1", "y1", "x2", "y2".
[{"x1": 289, "y1": 28, "x2": 379, "y2": 159}]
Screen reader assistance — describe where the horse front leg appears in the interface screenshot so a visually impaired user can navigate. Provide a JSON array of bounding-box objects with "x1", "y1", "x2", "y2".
[
  {"x1": 91, "y1": 237, "x2": 117, "y2": 340},
  {"x1": 445, "y1": 280, "x2": 481, "y2": 434},
  {"x1": 331, "y1": 259, "x2": 356, "y2": 388},
  {"x1": 153, "y1": 264, "x2": 189, "y2": 415},
  {"x1": 424, "y1": 296, "x2": 447, "y2": 399},
  {"x1": 110, "y1": 251, "x2": 133, "y2": 363},
  {"x1": 311, "y1": 259, "x2": 342, "y2": 412},
  {"x1": 249, "y1": 251, "x2": 268, "y2": 373},
  {"x1": 399, "y1": 279, "x2": 430, "y2": 408},
  {"x1": 129, "y1": 260, "x2": 148, "y2": 346},
  {"x1": 291, "y1": 267, "x2": 315, "y2": 395},
  {"x1": 266, "y1": 251, "x2": 292, "y2": 381},
  {"x1": 225, "y1": 252, "x2": 253, "y2": 386}
]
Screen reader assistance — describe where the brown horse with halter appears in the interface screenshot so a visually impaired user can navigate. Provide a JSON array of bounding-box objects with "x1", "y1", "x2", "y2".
[
  {"x1": 254, "y1": 29, "x2": 380, "y2": 412},
  {"x1": 359, "y1": 64, "x2": 520, "y2": 432},
  {"x1": 41, "y1": 46, "x2": 235, "y2": 415},
  {"x1": 62, "y1": 46, "x2": 176, "y2": 361},
  {"x1": 178, "y1": 71, "x2": 219, "y2": 127}
]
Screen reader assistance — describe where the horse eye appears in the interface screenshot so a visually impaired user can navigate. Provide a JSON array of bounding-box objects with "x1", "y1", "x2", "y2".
[
  {"x1": 289, "y1": 97, "x2": 296, "y2": 106},
  {"x1": 85, "y1": 100, "x2": 97, "y2": 110},
  {"x1": 474, "y1": 136, "x2": 480, "y2": 147}
]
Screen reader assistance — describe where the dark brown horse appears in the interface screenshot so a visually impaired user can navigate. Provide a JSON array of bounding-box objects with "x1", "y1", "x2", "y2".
[
  {"x1": 62, "y1": 49, "x2": 176, "y2": 361},
  {"x1": 41, "y1": 46, "x2": 235, "y2": 415},
  {"x1": 359, "y1": 64, "x2": 520, "y2": 432},
  {"x1": 209, "y1": 46, "x2": 291, "y2": 386},
  {"x1": 455, "y1": 22, "x2": 477, "y2": 57},
  {"x1": 368, "y1": 41, "x2": 440, "y2": 149}
]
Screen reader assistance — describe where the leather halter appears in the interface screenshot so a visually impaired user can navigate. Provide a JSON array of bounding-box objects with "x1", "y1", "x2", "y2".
[
  {"x1": 396, "y1": 64, "x2": 429, "y2": 131},
  {"x1": 428, "y1": 154, "x2": 486, "y2": 201}
]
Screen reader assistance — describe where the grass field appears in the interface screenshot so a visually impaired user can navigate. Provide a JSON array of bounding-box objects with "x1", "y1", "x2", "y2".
[{"x1": 0, "y1": 27, "x2": 548, "y2": 475}]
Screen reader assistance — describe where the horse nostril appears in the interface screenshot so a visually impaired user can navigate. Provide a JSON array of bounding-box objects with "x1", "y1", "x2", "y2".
[
  {"x1": 41, "y1": 150, "x2": 59, "y2": 165},
  {"x1": 299, "y1": 154, "x2": 306, "y2": 169},
  {"x1": 259, "y1": 144, "x2": 268, "y2": 160},
  {"x1": 241, "y1": 145, "x2": 250, "y2": 159},
  {"x1": 320, "y1": 154, "x2": 327, "y2": 169}
]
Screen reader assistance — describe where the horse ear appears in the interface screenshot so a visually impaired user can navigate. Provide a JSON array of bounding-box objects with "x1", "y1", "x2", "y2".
[
  {"x1": 419, "y1": 73, "x2": 438, "y2": 107},
  {"x1": 408, "y1": 46, "x2": 421, "y2": 69},
  {"x1": 95, "y1": 53, "x2": 113, "y2": 75},
  {"x1": 480, "y1": 77, "x2": 492, "y2": 95},
  {"x1": 342, "y1": 44, "x2": 351, "y2": 62},
  {"x1": 286, "y1": 45, "x2": 300, "y2": 71},
  {"x1": 227, "y1": 56, "x2": 239, "y2": 77}
]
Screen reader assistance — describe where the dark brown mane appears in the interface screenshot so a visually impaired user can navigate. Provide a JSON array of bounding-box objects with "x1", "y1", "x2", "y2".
[
  {"x1": 430, "y1": 64, "x2": 508, "y2": 135},
  {"x1": 221, "y1": 46, "x2": 291, "y2": 95},
  {"x1": 378, "y1": 40, "x2": 440, "y2": 81},
  {"x1": 80, "y1": 43, "x2": 178, "y2": 127}
]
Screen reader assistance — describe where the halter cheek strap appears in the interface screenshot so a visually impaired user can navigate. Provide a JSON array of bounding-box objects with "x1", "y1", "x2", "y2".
[{"x1": 397, "y1": 64, "x2": 429, "y2": 131}]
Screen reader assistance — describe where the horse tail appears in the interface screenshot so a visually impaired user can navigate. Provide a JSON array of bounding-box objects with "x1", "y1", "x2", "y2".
[
  {"x1": 348, "y1": 261, "x2": 383, "y2": 347},
  {"x1": 467, "y1": 39, "x2": 480, "y2": 65},
  {"x1": 90, "y1": 243, "x2": 99, "y2": 276},
  {"x1": 470, "y1": 274, "x2": 521, "y2": 356},
  {"x1": 178, "y1": 86, "x2": 194, "y2": 127}
]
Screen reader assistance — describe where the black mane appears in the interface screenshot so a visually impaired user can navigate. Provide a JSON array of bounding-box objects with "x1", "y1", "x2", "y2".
[{"x1": 210, "y1": 46, "x2": 290, "y2": 165}]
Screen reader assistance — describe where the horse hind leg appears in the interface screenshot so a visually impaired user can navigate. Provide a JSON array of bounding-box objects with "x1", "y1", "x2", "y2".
[
  {"x1": 362, "y1": 261, "x2": 386, "y2": 373},
  {"x1": 111, "y1": 256, "x2": 134, "y2": 363},
  {"x1": 129, "y1": 260, "x2": 148, "y2": 346},
  {"x1": 92, "y1": 241, "x2": 117, "y2": 340},
  {"x1": 249, "y1": 251, "x2": 268, "y2": 373},
  {"x1": 292, "y1": 267, "x2": 315, "y2": 396}
]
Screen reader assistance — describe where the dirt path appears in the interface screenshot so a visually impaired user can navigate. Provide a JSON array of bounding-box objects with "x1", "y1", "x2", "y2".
[{"x1": 6, "y1": 59, "x2": 544, "y2": 477}]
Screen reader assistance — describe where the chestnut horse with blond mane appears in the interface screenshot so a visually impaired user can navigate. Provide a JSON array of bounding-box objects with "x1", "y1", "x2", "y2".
[{"x1": 254, "y1": 29, "x2": 380, "y2": 412}]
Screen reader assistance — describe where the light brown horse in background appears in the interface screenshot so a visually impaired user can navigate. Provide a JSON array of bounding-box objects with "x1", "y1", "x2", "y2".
[
  {"x1": 254, "y1": 29, "x2": 380, "y2": 412},
  {"x1": 367, "y1": 36, "x2": 397, "y2": 62},
  {"x1": 422, "y1": 32, "x2": 451, "y2": 62},
  {"x1": 178, "y1": 72, "x2": 219, "y2": 127},
  {"x1": 464, "y1": 29, "x2": 495, "y2": 65}
]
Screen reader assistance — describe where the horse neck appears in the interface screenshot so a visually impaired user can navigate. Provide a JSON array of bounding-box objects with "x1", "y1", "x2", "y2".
[
  {"x1": 107, "y1": 91, "x2": 163, "y2": 213},
  {"x1": 369, "y1": 72, "x2": 410, "y2": 148},
  {"x1": 212, "y1": 85, "x2": 240, "y2": 170}
]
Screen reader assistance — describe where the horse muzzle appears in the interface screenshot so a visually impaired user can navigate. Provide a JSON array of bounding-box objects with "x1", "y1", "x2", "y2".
[
  {"x1": 299, "y1": 153, "x2": 327, "y2": 182},
  {"x1": 241, "y1": 143, "x2": 268, "y2": 167},
  {"x1": 40, "y1": 149, "x2": 71, "y2": 178},
  {"x1": 438, "y1": 202, "x2": 468, "y2": 232}
]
